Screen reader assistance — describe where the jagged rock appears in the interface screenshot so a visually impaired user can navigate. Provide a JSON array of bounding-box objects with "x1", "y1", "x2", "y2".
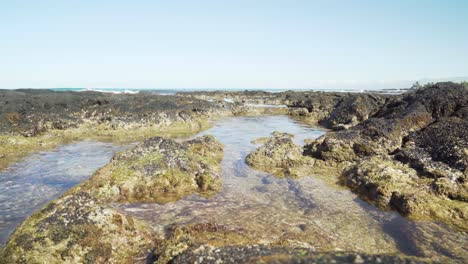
[
  {"x1": 398, "y1": 116, "x2": 468, "y2": 173},
  {"x1": 0, "y1": 192, "x2": 155, "y2": 263},
  {"x1": 288, "y1": 107, "x2": 309, "y2": 117},
  {"x1": 0, "y1": 89, "x2": 229, "y2": 135},
  {"x1": 308, "y1": 83, "x2": 467, "y2": 159},
  {"x1": 81, "y1": 135, "x2": 224, "y2": 203},
  {"x1": 0, "y1": 135, "x2": 224, "y2": 263},
  {"x1": 342, "y1": 156, "x2": 422, "y2": 208},
  {"x1": 246, "y1": 132, "x2": 313, "y2": 178},
  {"x1": 303, "y1": 83, "x2": 468, "y2": 229},
  {"x1": 342, "y1": 156, "x2": 468, "y2": 230},
  {"x1": 321, "y1": 94, "x2": 387, "y2": 130}
]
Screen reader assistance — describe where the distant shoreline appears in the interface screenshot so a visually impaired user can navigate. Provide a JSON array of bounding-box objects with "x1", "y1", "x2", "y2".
[{"x1": 45, "y1": 87, "x2": 411, "y2": 95}]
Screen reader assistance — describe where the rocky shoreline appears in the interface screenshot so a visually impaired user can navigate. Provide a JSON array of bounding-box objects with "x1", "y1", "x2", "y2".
[
  {"x1": 0, "y1": 89, "x2": 289, "y2": 171},
  {"x1": 0, "y1": 135, "x2": 224, "y2": 263},
  {"x1": 1, "y1": 83, "x2": 467, "y2": 263},
  {"x1": 244, "y1": 82, "x2": 467, "y2": 231}
]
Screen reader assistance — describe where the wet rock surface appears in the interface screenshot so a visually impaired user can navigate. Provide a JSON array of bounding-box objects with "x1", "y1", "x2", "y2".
[
  {"x1": 83, "y1": 135, "x2": 224, "y2": 203},
  {"x1": 0, "y1": 135, "x2": 224, "y2": 262},
  {"x1": 2, "y1": 83, "x2": 467, "y2": 263},
  {"x1": 239, "y1": 82, "x2": 467, "y2": 230},
  {"x1": 179, "y1": 90, "x2": 391, "y2": 129},
  {"x1": 302, "y1": 83, "x2": 468, "y2": 229},
  {"x1": 0, "y1": 192, "x2": 156, "y2": 264},
  {"x1": 0, "y1": 89, "x2": 227, "y2": 135},
  {"x1": 171, "y1": 245, "x2": 432, "y2": 264},
  {"x1": 0, "y1": 89, "x2": 234, "y2": 171},
  {"x1": 246, "y1": 132, "x2": 314, "y2": 178}
]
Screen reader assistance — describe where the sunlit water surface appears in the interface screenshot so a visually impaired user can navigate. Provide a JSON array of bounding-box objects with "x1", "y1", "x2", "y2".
[
  {"x1": 0, "y1": 142, "x2": 128, "y2": 244},
  {"x1": 0, "y1": 116, "x2": 466, "y2": 262}
]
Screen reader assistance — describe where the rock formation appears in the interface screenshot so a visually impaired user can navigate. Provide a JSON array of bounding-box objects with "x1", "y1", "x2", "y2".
[
  {"x1": 0, "y1": 135, "x2": 224, "y2": 263},
  {"x1": 245, "y1": 132, "x2": 313, "y2": 178}
]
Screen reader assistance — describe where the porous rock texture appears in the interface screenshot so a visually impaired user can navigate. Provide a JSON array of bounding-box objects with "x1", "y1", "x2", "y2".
[
  {"x1": 0, "y1": 89, "x2": 227, "y2": 136},
  {"x1": 245, "y1": 132, "x2": 313, "y2": 178},
  {"x1": 0, "y1": 135, "x2": 224, "y2": 263},
  {"x1": 83, "y1": 135, "x2": 224, "y2": 203},
  {"x1": 243, "y1": 83, "x2": 467, "y2": 229},
  {"x1": 171, "y1": 245, "x2": 432, "y2": 264},
  {"x1": 304, "y1": 83, "x2": 468, "y2": 229}
]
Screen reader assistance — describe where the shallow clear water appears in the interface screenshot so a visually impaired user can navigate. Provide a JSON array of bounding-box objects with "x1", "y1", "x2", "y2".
[
  {"x1": 118, "y1": 116, "x2": 467, "y2": 261},
  {"x1": 0, "y1": 141, "x2": 128, "y2": 244},
  {"x1": 0, "y1": 116, "x2": 466, "y2": 261}
]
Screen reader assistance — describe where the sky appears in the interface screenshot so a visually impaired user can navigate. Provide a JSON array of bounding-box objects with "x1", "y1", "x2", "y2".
[{"x1": 1, "y1": 0, "x2": 467, "y2": 89}]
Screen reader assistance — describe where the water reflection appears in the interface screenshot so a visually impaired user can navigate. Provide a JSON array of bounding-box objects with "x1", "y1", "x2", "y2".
[
  {"x1": 1, "y1": 116, "x2": 466, "y2": 262},
  {"x1": 117, "y1": 116, "x2": 467, "y2": 261},
  {"x1": 0, "y1": 141, "x2": 128, "y2": 244}
]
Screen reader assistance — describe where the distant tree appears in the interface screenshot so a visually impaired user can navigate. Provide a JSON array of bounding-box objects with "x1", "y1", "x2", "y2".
[{"x1": 410, "y1": 81, "x2": 422, "y2": 90}]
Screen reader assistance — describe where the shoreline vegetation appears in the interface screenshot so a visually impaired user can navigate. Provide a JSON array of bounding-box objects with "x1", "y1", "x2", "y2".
[{"x1": 0, "y1": 82, "x2": 467, "y2": 263}]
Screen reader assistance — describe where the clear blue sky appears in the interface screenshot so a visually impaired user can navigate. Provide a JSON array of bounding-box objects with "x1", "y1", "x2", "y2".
[{"x1": 1, "y1": 0, "x2": 467, "y2": 89}]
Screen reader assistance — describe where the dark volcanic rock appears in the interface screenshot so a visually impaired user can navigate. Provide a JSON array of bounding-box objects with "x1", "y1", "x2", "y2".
[
  {"x1": 399, "y1": 117, "x2": 468, "y2": 172},
  {"x1": 179, "y1": 89, "x2": 390, "y2": 128},
  {"x1": 303, "y1": 82, "x2": 468, "y2": 229},
  {"x1": 306, "y1": 82, "x2": 468, "y2": 162},
  {"x1": 0, "y1": 89, "x2": 227, "y2": 135},
  {"x1": 322, "y1": 93, "x2": 387, "y2": 130}
]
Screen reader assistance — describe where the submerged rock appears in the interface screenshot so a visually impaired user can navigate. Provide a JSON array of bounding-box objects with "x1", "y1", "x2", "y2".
[
  {"x1": 82, "y1": 135, "x2": 224, "y2": 203},
  {"x1": 304, "y1": 82, "x2": 468, "y2": 230},
  {"x1": 171, "y1": 245, "x2": 432, "y2": 264},
  {"x1": 2, "y1": 82, "x2": 467, "y2": 262},
  {"x1": 0, "y1": 135, "x2": 224, "y2": 262},
  {"x1": 246, "y1": 132, "x2": 313, "y2": 178}
]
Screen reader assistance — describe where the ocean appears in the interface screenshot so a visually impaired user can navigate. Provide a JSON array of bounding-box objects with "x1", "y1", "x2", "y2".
[{"x1": 50, "y1": 87, "x2": 409, "y2": 95}]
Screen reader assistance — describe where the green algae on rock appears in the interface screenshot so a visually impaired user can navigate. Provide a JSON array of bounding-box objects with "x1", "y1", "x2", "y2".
[
  {"x1": 302, "y1": 83, "x2": 468, "y2": 230},
  {"x1": 0, "y1": 118, "x2": 212, "y2": 171},
  {"x1": 0, "y1": 135, "x2": 224, "y2": 263},
  {"x1": 246, "y1": 132, "x2": 314, "y2": 178},
  {"x1": 171, "y1": 245, "x2": 433, "y2": 264},
  {"x1": 0, "y1": 192, "x2": 157, "y2": 264},
  {"x1": 0, "y1": 89, "x2": 232, "y2": 171},
  {"x1": 342, "y1": 156, "x2": 468, "y2": 230},
  {"x1": 80, "y1": 135, "x2": 224, "y2": 203}
]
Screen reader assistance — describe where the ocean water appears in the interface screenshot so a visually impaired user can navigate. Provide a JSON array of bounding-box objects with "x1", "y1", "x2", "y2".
[{"x1": 50, "y1": 87, "x2": 408, "y2": 95}]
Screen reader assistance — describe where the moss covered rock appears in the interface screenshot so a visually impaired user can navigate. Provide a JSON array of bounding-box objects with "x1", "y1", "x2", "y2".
[
  {"x1": 342, "y1": 156, "x2": 468, "y2": 230},
  {"x1": 0, "y1": 192, "x2": 156, "y2": 263},
  {"x1": 0, "y1": 135, "x2": 224, "y2": 263},
  {"x1": 80, "y1": 135, "x2": 224, "y2": 203},
  {"x1": 302, "y1": 83, "x2": 468, "y2": 230},
  {"x1": 246, "y1": 132, "x2": 313, "y2": 178},
  {"x1": 171, "y1": 245, "x2": 432, "y2": 264}
]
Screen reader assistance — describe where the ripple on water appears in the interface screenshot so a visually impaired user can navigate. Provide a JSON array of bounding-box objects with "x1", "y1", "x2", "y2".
[
  {"x1": 1, "y1": 116, "x2": 466, "y2": 262},
  {"x1": 0, "y1": 141, "x2": 128, "y2": 245},
  {"x1": 115, "y1": 116, "x2": 467, "y2": 261}
]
